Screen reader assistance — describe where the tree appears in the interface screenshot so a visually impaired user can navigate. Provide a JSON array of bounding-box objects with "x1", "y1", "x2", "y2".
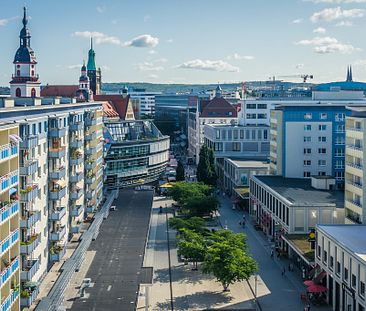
[
  {"x1": 169, "y1": 217, "x2": 206, "y2": 234},
  {"x1": 168, "y1": 182, "x2": 212, "y2": 205},
  {"x1": 197, "y1": 145, "x2": 217, "y2": 186},
  {"x1": 177, "y1": 229, "x2": 205, "y2": 270},
  {"x1": 184, "y1": 195, "x2": 219, "y2": 217},
  {"x1": 176, "y1": 161, "x2": 185, "y2": 181},
  {"x1": 202, "y1": 240, "x2": 257, "y2": 291}
]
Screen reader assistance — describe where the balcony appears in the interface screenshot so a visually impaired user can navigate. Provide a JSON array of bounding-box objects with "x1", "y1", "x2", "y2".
[
  {"x1": 0, "y1": 256, "x2": 20, "y2": 287},
  {"x1": 70, "y1": 156, "x2": 83, "y2": 166},
  {"x1": 70, "y1": 171, "x2": 83, "y2": 183},
  {"x1": 85, "y1": 146, "x2": 97, "y2": 155},
  {"x1": 71, "y1": 205, "x2": 83, "y2": 217},
  {"x1": 2, "y1": 289, "x2": 19, "y2": 310},
  {"x1": 69, "y1": 122, "x2": 83, "y2": 131},
  {"x1": 49, "y1": 147, "x2": 66, "y2": 158},
  {"x1": 20, "y1": 159, "x2": 38, "y2": 176},
  {"x1": 50, "y1": 245, "x2": 66, "y2": 261},
  {"x1": 346, "y1": 145, "x2": 363, "y2": 158},
  {"x1": 49, "y1": 187, "x2": 66, "y2": 200},
  {"x1": 85, "y1": 132, "x2": 97, "y2": 141},
  {"x1": 20, "y1": 185, "x2": 38, "y2": 202},
  {"x1": 19, "y1": 135, "x2": 38, "y2": 149},
  {"x1": 20, "y1": 234, "x2": 41, "y2": 255},
  {"x1": 85, "y1": 161, "x2": 96, "y2": 170},
  {"x1": 0, "y1": 171, "x2": 18, "y2": 193},
  {"x1": 20, "y1": 210, "x2": 41, "y2": 228},
  {"x1": 20, "y1": 259, "x2": 40, "y2": 282},
  {"x1": 49, "y1": 166, "x2": 66, "y2": 180},
  {"x1": 50, "y1": 226, "x2": 66, "y2": 241},
  {"x1": 85, "y1": 117, "x2": 97, "y2": 126},
  {"x1": 0, "y1": 144, "x2": 17, "y2": 163},
  {"x1": 70, "y1": 189, "x2": 82, "y2": 200},
  {"x1": 71, "y1": 225, "x2": 80, "y2": 234},
  {"x1": 49, "y1": 127, "x2": 66, "y2": 138},
  {"x1": 20, "y1": 286, "x2": 39, "y2": 308},
  {"x1": 86, "y1": 205, "x2": 95, "y2": 213},
  {"x1": 0, "y1": 202, "x2": 19, "y2": 224},
  {"x1": 49, "y1": 206, "x2": 66, "y2": 221},
  {"x1": 0, "y1": 230, "x2": 19, "y2": 255},
  {"x1": 86, "y1": 190, "x2": 96, "y2": 200},
  {"x1": 85, "y1": 174, "x2": 96, "y2": 184},
  {"x1": 70, "y1": 139, "x2": 83, "y2": 148}
]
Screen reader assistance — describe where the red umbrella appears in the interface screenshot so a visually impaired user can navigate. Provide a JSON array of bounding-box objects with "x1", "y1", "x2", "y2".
[
  {"x1": 304, "y1": 280, "x2": 315, "y2": 286},
  {"x1": 307, "y1": 284, "x2": 328, "y2": 293}
]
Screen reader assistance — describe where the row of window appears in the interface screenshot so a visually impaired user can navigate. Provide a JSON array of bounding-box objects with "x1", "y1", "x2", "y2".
[
  {"x1": 304, "y1": 124, "x2": 327, "y2": 131},
  {"x1": 215, "y1": 129, "x2": 268, "y2": 140},
  {"x1": 303, "y1": 113, "x2": 345, "y2": 121},
  {"x1": 304, "y1": 148, "x2": 327, "y2": 154},
  {"x1": 246, "y1": 113, "x2": 267, "y2": 119},
  {"x1": 246, "y1": 103, "x2": 267, "y2": 109},
  {"x1": 304, "y1": 136, "x2": 329, "y2": 143}
]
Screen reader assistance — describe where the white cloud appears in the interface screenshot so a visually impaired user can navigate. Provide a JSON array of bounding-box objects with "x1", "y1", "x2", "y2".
[
  {"x1": 124, "y1": 34, "x2": 159, "y2": 48},
  {"x1": 166, "y1": 39, "x2": 173, "y2": 43},
  {"x1": 148, "y1": 74, "x2": 159, "y2": 79},
  {"x1": 0, "y1": 16, "x2": 18, "y2": 26},
  {"x1": 73, "y1": 31, "x2": 159, "y2": 48},
  {"x1": 292, "y1": 18, "x2": 303, "y2": 24},
  {"x1": 137, "y1": 62, "x2": 164, "y2": 71},
  {"x1": 96, "y1": 6, "x2": 106, "y2": 13},
  {"x1": 313, "y1": 27, "x2": 326, "y2": 33},
  {"x1": 296, "y1": 63, "x2": 305, "y2": 69},
  {"x1": 295, "y1": 36, "x2": 360, "y2": 54},
  {"x1": 306, "y1": 0, "x2": 366, "y2": 3},
  {"x1": 310, "y1": 7, "x2": 364, "y2": 22},
  {"x1": 227, "y1": 53, "x2": 255, "y2": 61},
  {"x1": 154, "y1": 58, "x2": 168, "y2": 63},
  {"x1": 148, "y1": 50, "x2": 157, "y2": 54},
  {"x1": 176, "y1": 59, "x2": 240, "y2": 72},
  {"x1": 72, "y1": 31, "x2": 122, "y2": 46},
  {"x1": 101, "y1": 65, "x2": 110, "y2": 71},
  {"x1": 354, "y1": 59, "x2": 366, "y2": 67},
  {"x1": 67, "y1": 64, "x2": 82, "y2": 70},
  {"x1": 336, "y1": 20, "x2": 353, "y2": 26}
]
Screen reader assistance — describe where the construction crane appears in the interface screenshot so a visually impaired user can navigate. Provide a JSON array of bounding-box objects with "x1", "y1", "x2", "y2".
[{"x1": 272, "y1": 74, "x2": 314, "y2": 83}]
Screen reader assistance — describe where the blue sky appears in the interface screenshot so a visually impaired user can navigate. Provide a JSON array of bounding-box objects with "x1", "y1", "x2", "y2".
[{"x1": 1, "y1": 0, "x2": 366, "y2": 85}]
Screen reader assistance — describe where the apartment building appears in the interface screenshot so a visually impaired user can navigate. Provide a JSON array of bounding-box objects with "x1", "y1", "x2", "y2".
[
  {"x1": 316, "y1": 225, "x2": 366, "y2": 311},
  {"x1": 0, "y1": 123, "x2": 20, "y2": 311},
  {"x1": 344, "y1": 106, "x2": 366, "y2": 224}
]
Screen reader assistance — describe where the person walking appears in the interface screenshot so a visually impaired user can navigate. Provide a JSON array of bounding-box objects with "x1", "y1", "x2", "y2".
[{"x1": 270, "y1": 249, "x2": 274, "y2": 259}]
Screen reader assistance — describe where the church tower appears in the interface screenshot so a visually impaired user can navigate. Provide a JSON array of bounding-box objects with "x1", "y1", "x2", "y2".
[
  {"x1": 10, "y1": 7, "x2": 41, "y2": 98},
  {"x1": 76, "y1": 61, "x2": 93, "y2": 102},
  {"x1": 87, "y1": 38, "x2": 102, "y2": 95}
]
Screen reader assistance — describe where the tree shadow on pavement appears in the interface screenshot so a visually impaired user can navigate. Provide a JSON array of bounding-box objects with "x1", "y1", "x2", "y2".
[
  {"x1": 155, "y1": 290, "x2": 233, "y2": 311},
  {"x1": 154, "y1": 265, "x2": 212, "y2": 285}
]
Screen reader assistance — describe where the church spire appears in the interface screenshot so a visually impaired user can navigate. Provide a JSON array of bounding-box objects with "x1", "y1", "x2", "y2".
[
  {"x1": 346, "y1": 66, "x2": 350, "y2": 82},
  {"x1": 349, "y1": 65, "x2": 353, "y2": 82},
  {"x1": 87, "y1": 37, "x2": 96, "y2": 71}
]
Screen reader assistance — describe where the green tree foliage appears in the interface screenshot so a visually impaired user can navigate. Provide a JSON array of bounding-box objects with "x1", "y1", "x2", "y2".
[
  {"x1": 177, "y1": 229, "x2": 205, "y2": 269},
  {"x1": 202, "y1": 240, "x2": 258, "y2": 291},
  {"x1": 184, "y1": 195, "x2": 219, "y2": 217},
  {"x1": 197, "y1": 145, "x2": 217, "y2": 186},
  {"x1": 169, "y1": 217, "x2": 206, "y2": 234},
  {"x1": 176, "y1": 161, "x2": 185, "y2": 181},
  {"x1": 167, "y1": 182, "x2": 212, "y2": 205}
]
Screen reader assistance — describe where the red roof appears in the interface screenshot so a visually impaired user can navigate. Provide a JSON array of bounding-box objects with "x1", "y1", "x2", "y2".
[
  {"x1": 94, "y1": 94, "x2": 130, "y2": 120},
  {"x1": 41, "y1": 85, "x2": 78, "y2": 97},
  {"x1": 200, "y1": 97, "x2": 237, "y2": 118},
  {"x1": 102, "y1": 101, "x2": 120, "y2": 118}
]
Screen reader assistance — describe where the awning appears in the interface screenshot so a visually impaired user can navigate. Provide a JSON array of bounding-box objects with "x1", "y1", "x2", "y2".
[
  {"x1": 9, "y1": 134, "x2": 22, "y2": 143},
  {"x1": 233, "y1": 187, "x2": 249, "y2": 199},
  {"x1": 55, "y1": 180, "x2": 66, "y2": 188},
  {"x1": 160, "y1": 182, "x2": 174, "y2": 188},
  {"x1": 307, "y1": 284, "x2": 328, "y2": 293},
  {"x1": 282, "y1": 234, "x2": 315, "y2": 265}
]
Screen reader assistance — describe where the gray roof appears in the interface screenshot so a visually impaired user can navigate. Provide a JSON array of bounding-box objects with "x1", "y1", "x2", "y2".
[
  {"x1": 317, "y1": 225, "x2": 366, "y2": 263},
  {"x1": 254, "y1": 176, "x2": 344, "y2": 207},
  {"x1": 227, "y1": 159, "x2": 270, "y2": 169}
]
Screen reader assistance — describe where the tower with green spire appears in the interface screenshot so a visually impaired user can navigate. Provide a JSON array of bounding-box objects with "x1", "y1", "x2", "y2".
[{"x1": 87, "y1": 38, "x2": 102, "y2": 95}]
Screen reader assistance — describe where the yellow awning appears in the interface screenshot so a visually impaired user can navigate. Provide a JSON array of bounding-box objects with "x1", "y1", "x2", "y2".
[
  {"x1": 234, "y1": 187, "x2": 249, "y2": 199},
  {"x1": 160, "y1": 182, "x2": 174, "y2": 188},
  {"x1": 55, "y1": 180, "x2": 66, "y2": 188}
]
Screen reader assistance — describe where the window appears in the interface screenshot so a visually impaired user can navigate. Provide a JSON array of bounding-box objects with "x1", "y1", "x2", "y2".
[
  {"x1": 304, "y1": 113, "x2": 312, "y2": 120},
  {"x1": 317, "y1": 246, "x2": 321, "y2": 258},
  {"x1": 304, "y1": 171, "x2": 311, "y2": 177},
  {"x1": 252, "y1": 131, "x2": 256, "y2": 140},
  {"x1": 31, "y1": 88, "x2": 36, "y2": 98},
  {"x1": 15, "y1": 88, "x2": 21, "y2": 97},
  {"x1": 318, "y1": 136, "x2": 326, "y2": 142},
  {"x1": 246, "y1": 113, "x2": 256, "y2": 119},
  {"x1": 320, "y1": 113, "x2": 327, "y2": 120},
  {"x1": 304, "y1": 136, "x2": 311, "y2": 142},
  {"x1": 258, "y1": 104, "x2": 267, "y2": 109},
  {"x1": 352, "y1": 274, "x2": 356, "y2": 288},
  {"x1": 233, "y1": 130, "x2": 238, "y2": 139},
  {"x1": 304, "y1": 160, "x2": 311, "y2": 166},
  {"x1": 240, "y1": 130, "x2": 244, "y2": 139},
  {"x1": 336, "y1": 262, "x2": 341, "y2": 275},
  {"x1": 318, "y1": 171, "x2": 326, "y2": 176},
  {"x1": 361, "y1": 281, "x2": 365, "y2": 296},
  {"x1": 216, "y1": 130, "x2": 220, "y2": 139},
  {"x1": 330, "y1": 256, "x2": 334, "y2": 269},
  {"x1": 318, "y1": 160, "x2": 326, "y2": 166},
  {"x1": 345, "y1": 267, "x2": 349, "y2": 280},
  {"x1": 319, "y1": 124, "x2": 327, "y2": 131},
  {"x1": 335, "y1": 113, "x2": 345, "y2": 121},
  {"x1": 336, "y1": 124, "x2": 345, "y2": 133},
  {"x1": 323, "y1": 250, "x2": 327, "y2": 263},
  {"x1": 257, "y1": 113, "x2": 267, "y2": 119},
  {"x1": 263, "y1": 130, "x2": 268, "y2": 140},
  {"x1": 304, "y1": 125, "x2": 312, "y2": 131},
  {"x1": 304, "y1": 148, "x2": 312, "y2": 154},
  {"x1": 232, "y1": 142, "x2": 241, "y2": 151},
  {"x1": 16, "y1": 70, "x2": 20, "y2": 76},
  {"x1": 247, "y1": 103, "x2": 256, "y2": 109},
  {"x1": 318, "y1": 148, "x2": 326, "y2": 154}
]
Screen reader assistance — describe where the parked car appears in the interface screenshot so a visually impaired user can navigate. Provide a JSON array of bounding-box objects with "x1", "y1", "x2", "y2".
[{"x1": 110, "y1": 205, "x2": 116, "y2": 211}]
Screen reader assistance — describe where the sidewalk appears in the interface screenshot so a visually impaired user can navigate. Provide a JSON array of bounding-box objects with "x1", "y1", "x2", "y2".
[
  {"x1": 137, "y1": 196, "x2": 256, "y2": 311},
  {"x1": 218, "y1": 195, "x2": 332, "y2": 311}
]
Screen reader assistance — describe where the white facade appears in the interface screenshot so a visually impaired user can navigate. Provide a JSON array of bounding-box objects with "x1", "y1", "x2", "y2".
[
  {"x1": 239, "y1": 99, "x2": 277, "y2": 126},
  {"x1": 316, "y1": 225, "x2": 366, "y2": 311},
  {"x1": 129, "y1": 91, "x2": 161, "y2": 117}
]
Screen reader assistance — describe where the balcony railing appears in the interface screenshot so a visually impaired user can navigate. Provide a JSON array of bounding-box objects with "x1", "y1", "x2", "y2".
[
  {"x1": 70, "y1": 156, "x2": 83, "y2": 166},
  {"x1": 0, "y1": 143, "x2": 18, "y2": 162},
  {"x1": 347, "y1": 127, "x2": 363, "y2": 132},
  {"x1": 50, "y1": 226, "x2": 66, "y2": 241},
  {"x1": 346, "y1": 199, "x2": 362, "y2": 208},
  {"x1": 85, "y1": 161, "x2": 96, "y2": 170},
  {"x1": 347, "y1": 144, "x2": 363, "y2": 151},
  {"x1": 1, "y1": 229, "x2": 19, "y2": 255},
  {"x1": 85, "y1": 147, "x2": 97, "y2": 155},
  {"x1": 0, "y1": 256, "x2": 20, "y2": 287},
  {"x1": 49, "y1": 206, "x2": 66, "y2": 221},
  {"x1": 86, "y1": 190, "x2": 96, "y2": 200},
  {"x1": 70, "y1": 139, "x2": 83, "y2": 148},
  {"x1": 2, "y1": 289, "x2": 19, "y2": 311},
  {"x1": 49, "y1": 128, "x2": 67, "y2": 138},
  {"x1": 346, "y1": 180, "x2": 363, "y2": 190},
  {"x1": 49, "y1": 187, "x2": 66, "y2": 200},
  {"x1": 0, "y1": 170, "x2": 18, "y2": 193},
  {"x1": 70, "y1": 171, "x2": 83, "y2": 183},
  {"x1": 85, "y1": 117, "x2": 97, "y2": 126},
  {"x1": 20, "y1": 234, "x2": 41, "y2": 255},
  {"x1": 346, "y1": 162, "x2": 363, "y2": 170},
  {"x1": 346, "y1": 214, "x2": 362, "y2": 224},
  {"x1": 86, "y1": 205, "x2": 96, "y2": 213},
  {"x1": 20, "y1": 185, "x2": 38, "y2": 202},
  {"x1": 20, "y1": 286, "x2": 39, "y2": 307},
  {"x1": 1, "y1": 202, "x2": 19, "y2": 225},
  {"x1": 70, "y1": 189, "x2": 82, "y2": 200},
  {"x1": 20, "y1": 259, "x2": 40, "y2": 282},
  {"x1": 49, "y1": 166, "x2": 66, "y2": 180},
  {"x1": 69, "y1": 122, "x2": 83, "y2": 131},
  {"x1": 85, "y1": 132, "x2": 97, "y2": 141},
  {"x1": 50, "y1": 245, "x2": 66, "y2": 261},
  {"x1": 85, "y1": 175, "x2": 96, "y2": 184},
  {"x1": 19, "y1": 159, "x2": 38, "y2": 176},
  {"x1": 19, "y1": 135, "x2": 38, "y2": 149},
  {"x1": 71, "y1": 205, "x2": 83, "y2": 217},
  {"x1": 20, "y1": 210, "x2": 41, "y2": 228},
  {"x1": 49, "y1": 147, "x2": 66, "y2": 158}
]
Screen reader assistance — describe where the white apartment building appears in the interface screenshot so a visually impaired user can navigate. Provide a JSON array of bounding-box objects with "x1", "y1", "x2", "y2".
[
  {"x1": 344, "y1": 106, "x2": 366, "y2": 224},
  {"x1": 128, "y1": 89, "x2": 161, "y2": 117},
  {"x1": 316, "y1": 225, "x2": 366, "y2": 311},
  {"x1": 239, "y1": 99, "x2": 276, "y2": 126}
]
